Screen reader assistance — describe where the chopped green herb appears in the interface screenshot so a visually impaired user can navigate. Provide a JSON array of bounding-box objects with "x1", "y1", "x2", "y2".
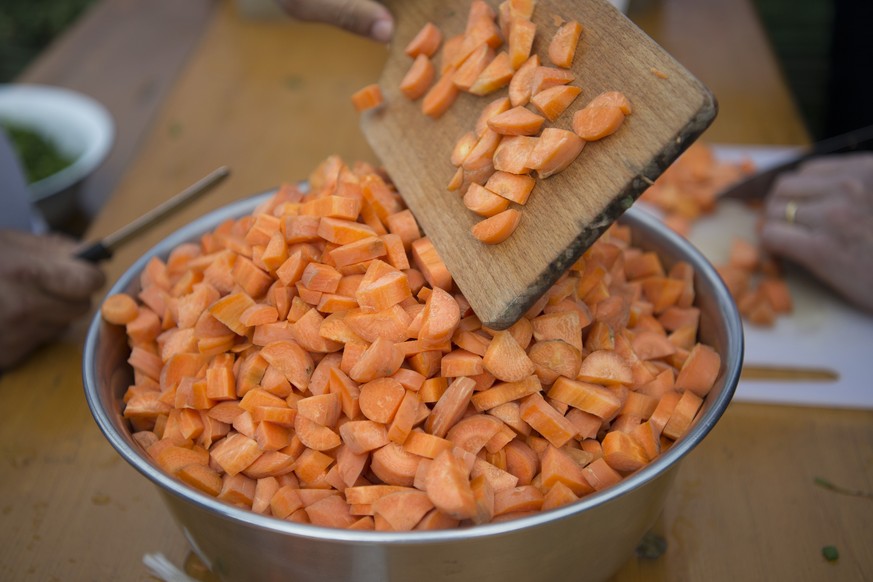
[
  {"x1": 822, "y1": 545, "x2": 839, "y2": 562},
  {"x1": 635, "y1": 531, "x2": 668, "y2": 560},
  {"x1": 2, "y1": 121, "x2": 74, "y2": 183}
]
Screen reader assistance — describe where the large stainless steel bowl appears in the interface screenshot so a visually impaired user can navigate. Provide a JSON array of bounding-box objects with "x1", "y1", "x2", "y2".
[{"x1": 83, "y1": 193, "x2": 742, "y2": 582}]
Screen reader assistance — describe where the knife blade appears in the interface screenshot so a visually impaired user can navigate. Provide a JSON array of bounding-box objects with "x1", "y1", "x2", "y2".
[
  {"x1": 719, "y1": 124, "x2": 873, "y2": 200},
  {"x1": 75, "y1": 166, "x2": 230, "y2": 262}
]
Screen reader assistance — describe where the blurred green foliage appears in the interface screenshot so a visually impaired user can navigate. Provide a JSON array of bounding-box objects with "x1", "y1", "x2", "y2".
[{"x1": 0, "y1": 0, "x2": 97, "y2": 81}]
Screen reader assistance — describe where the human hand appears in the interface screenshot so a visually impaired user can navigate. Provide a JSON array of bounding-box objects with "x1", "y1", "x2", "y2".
[
  {"x1": 276, "y1": 0, "x2": 394, "y2": 43},
  {"x1": 0, "y1": 230, "x2": 106, "y2": 369},
  {"x1": 760, "y1": 152, "x2": 873, "y2": 313}
]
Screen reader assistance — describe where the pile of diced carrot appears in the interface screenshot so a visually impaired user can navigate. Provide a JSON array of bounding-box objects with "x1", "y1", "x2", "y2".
[
  {"x1": 102, "y1": 154, "x2": 722, "y2": 531},
  {"x1": 353, "y1": 0, "x2": 632, "y2": 245},
  {"x1": 638, "y1": 141, "x2": 794, "y2": 326}
]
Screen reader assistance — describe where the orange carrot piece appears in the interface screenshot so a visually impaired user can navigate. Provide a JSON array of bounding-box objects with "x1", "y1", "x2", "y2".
[
  {"x1": 518, "y1": 393, "x2": 577, "y2": 448},
  {"x1": 260, "y1": 340, "x2": 314, "y2": 391},
  {"x1": 468, "y1": 51, "x2": 514, "y2": 96},
  {"x1": 370, "y1": 442, "x2": 423, "y2": 487},
  {"x1": 405, "y1": 21, "x2": 443, "y2": 58},
  {"x1": 577, "y1": 349, "x2": 633, "y2": 386},
  {"x1": 484, "y1": 170, "x2": 536, "y2": 204},
  {"x1": 530, "y1": 85, "x2": 582, "y2": 122},
  {"x1": 372, "y1": 490, "x2": 435, "y2": 531},
  {"x1": 422, "y1": 68, "x2": 460, "y2": 119},
  {"x1": 471, "y1": 209, "x2": 522, "y2": 245},
  {"x1": 508, "y1": 16, "x2": 536, "y2": 69},
  {"x1": 674, "y1": 343, "x2": 721, "y2": 397},
  {"x1": 470, "y1": 375, "x2": 541, "y2": 411},
  {"x1": 493, "y1": 485, "x2": 544, "y2": 516},
  {"x1": 425, "y1": 376, "x2": 476, "y2": 438},
  {"x1": 582, "y1": 457, "x2": 623, "y2": 491},
  {"x1": 602, "y1": 430, "x2": 649, "y2": 473},
  {"x1": 348, "y1": 336, "x2": 404, "y2": 383},
  {"x1": 446, "y1": 414, "x2": 503, "y2": 455},
  {"x1": 529, "y1": 127, "x2": 586, "y2": 179},
  {"x1": 487, "y1": 106, "x2": 546, "y2": 136},
  {"x1": 101, "y1": 293, "x2": 140, "y2": 325},
  {"x1": 588, "y1": 90, "x2": 633, "y2": 115},
  {"x1": 463, "y1": 183, "x2": 512, "y2": 217},
  {"x1": 662, "y1": 389, "x2": 703, "y2": 441},
  {"x1": 540, "y1": 444, "x2": 593, "y2": 496},
  {"x1": 492, "y1": 135, "x2": 537, "y2": 175},
  {"x1": 453, "y1": 43, "x2": 496, "y2": 91},
  {"x1": 358, "y1": 377, "x2": 406, "y2": 424},
  {"x1": 530, "y1": 66, "x2": 575, "y2": 95},
  {"x1": 424, "y1": 449, "x2": 476, "y2": 520},
  {"x1": 410, "y1": 237, "x2": 453, "y2": 291},
  {"x1": 209, "y1": 433, "x2": 262, "y2": 476},
  {"x1": 508, "y1": 54, "x2": 540, "y2": 107},
  {"x1": 475, "y1": 96, "x2": 512, "y2": 137},
  {"x1": 483, "y1": 330, "x2": 536, "y2": 382},
  {"x1": 572, "y1": 105, "x2": 626, "y2": 141},
  {"x1": 547, "y1": 20, "x2": 583, "y2": 68},
  {"x1": 351, "y1": 84, "x2": 384, "y2": 113}
]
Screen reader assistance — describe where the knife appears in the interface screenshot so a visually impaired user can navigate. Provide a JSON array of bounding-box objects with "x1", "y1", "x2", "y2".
[
  {"x1": 720, "y1": 124, "x2": 873, "y2": 200},
  {"x1": 75, "y1": 166, "x2": 230, "y2": 262}
]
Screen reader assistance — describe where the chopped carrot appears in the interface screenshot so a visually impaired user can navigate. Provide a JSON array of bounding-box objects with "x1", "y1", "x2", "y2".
[
  {"x1": 528, "y1": 127, "x2": 585, "y2": 179},
  {"x1": 471, "y1": 208, "x2": 522, "y2": 244},
  {"x1": 508, "y1": 54, "x2": 540, "y2": 107},
  {"x1": 674, "y1": 343, "x2": 721, "y2": 397},
  {"x1": 508, "y1": 16, "x2": 536, "y2": 69},
  {"x1": 547, "y1": 20, "x2": 583, "y2": 68},
  {"x1": 463, "y1": 183, "x2": 512, "y2": 217},
  {"x1": 351, "y1": 84, "x2": 384, "y2": 113},
  {"x1": 530, "y1": 84, "x2": 582, "y2": 121},
  {"x1": 422, "y1": 68, "x2": 460, "y2": 119},
  {"x1": 453, "y1": 43, "x2": 496, "y2": 91},
  {"x1": 588, "y1": 90, "x2": 633, "y2": 115},
  {"x1": 101, "y1": 293, "x2": 140, "y2": 325},
  {"x1": 475, "y1": 96, "x2": 512, "y2": 136},
  {"x1": 572, "y1": 105, "x2": 626, "y2": 141},
  {"x1": 487, "y1": 106, "x2": 546, "y2": 136},
  {"x1": 405, "y1": 22, "x2": 443, "y2": 58},
  {"x1": 492, "y1": 135, "x2": 537, "y2": 175},
  {"x1": 468, "y1": 51, "x2": 515, "y2": 96},
  {"x1": 530, "y1": 65, "x2": 574, "y2": 95},
  {"x1": 424, "y1": 449, "x2": 476, "y2": 520}
]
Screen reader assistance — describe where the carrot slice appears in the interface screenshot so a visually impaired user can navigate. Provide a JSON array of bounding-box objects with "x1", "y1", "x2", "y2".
[
  {"x1": 422, "y1": 68, "x2": 460, "y2": 119},
  {"x1": 528, "y1": 127, "x2": 585, "y2": 179},
  {"x1": 474, "y1": 96, "x2": 512, "y2": 137},
  {"x1": 463, "y1": 183, "x2": 512, "y2": 217},
  {"x1": 588, "y1": 90, "x2": 633, "y2": 115},
  {"x1": 530, "y1": 85, "x2": 582, "y2": 122},
  {"x1": 453, "y1": 43, "x2": 496, "y2": 91},
  {"x1": 468, "y1": 51, "x2": 515, "y2": 96},
  {"x1": 471, "y1": 209, "x2": 522, "y2": 244},
  {"x1": 508, "y1": 54, "x2": 540, "y2": 107},
  {"x1": 674, "y1": 343, "x2": 721, "y2": 396},
  {"x1": 424, "y1": 449, "x2": 476, "y2": 520},
  {"x1": 351, "y1": 84, "x2": 384, "y2": 113},
  {"x1": 492, "y1": 135, "x2": 537, "y2": 175},
  {"x1": 508, "y1": 16, "x2": 536, "y2": 69},
  {"x1": 572, "y1": 105, "x2": 626, "y2": 141},
  {"x1": 398, "y1": 54, "x2": 435, "y2": 101},
  {"x1": 484, "y1": 171, "x2": 536, "y2": 205},
  {"x1": 547, "y1": 20, "x2": 583, "y2": 68},
  {"x1": 101, "y1": 293, "x2": 140, "y2": 325},
  {"x1": 405, "y1": 22, "x2": 443, "y2": 58},
  {"x1": 487, "y1": 106, "x2": 546, "y2": 136}
]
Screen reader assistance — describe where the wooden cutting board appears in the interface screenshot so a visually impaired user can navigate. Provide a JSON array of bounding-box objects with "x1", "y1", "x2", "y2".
[{"x1": 360, "y1": 0, "x2": 717, "y2": 329}]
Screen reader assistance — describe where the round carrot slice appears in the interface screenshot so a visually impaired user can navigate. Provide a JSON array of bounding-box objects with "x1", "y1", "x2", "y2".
[{"x1": 471, "y1": 208, "x2": 521, "y2": 244}]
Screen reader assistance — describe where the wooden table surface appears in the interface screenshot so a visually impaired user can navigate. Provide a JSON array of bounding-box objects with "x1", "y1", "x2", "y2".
[{"x1": 3, "y1": 1, "x2": 870, "y2": 581}]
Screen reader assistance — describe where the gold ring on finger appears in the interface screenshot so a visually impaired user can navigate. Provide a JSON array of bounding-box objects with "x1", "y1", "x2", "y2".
[{"x1": 785, "y1": 200, "x2": 798, "y2": 224}]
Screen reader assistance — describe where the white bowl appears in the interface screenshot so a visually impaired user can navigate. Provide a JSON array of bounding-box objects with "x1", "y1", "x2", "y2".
[{"x1": 0, "y1": 84, "x2": 114, "y2": 226}]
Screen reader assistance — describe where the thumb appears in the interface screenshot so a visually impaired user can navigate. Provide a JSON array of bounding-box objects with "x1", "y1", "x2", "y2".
[{"x1": 277, "y1": 0, "x2": 394, "y2": 43}]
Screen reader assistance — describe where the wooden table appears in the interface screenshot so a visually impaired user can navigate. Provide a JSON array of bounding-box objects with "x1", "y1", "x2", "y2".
[{"x1": 3, "y1": 1, "x2": 870, "y2": 580}]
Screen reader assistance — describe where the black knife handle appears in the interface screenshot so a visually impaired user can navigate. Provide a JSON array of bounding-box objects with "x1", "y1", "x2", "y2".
[{"x1": 75, "y1": 241, "x2": 113, "y2": 263}]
